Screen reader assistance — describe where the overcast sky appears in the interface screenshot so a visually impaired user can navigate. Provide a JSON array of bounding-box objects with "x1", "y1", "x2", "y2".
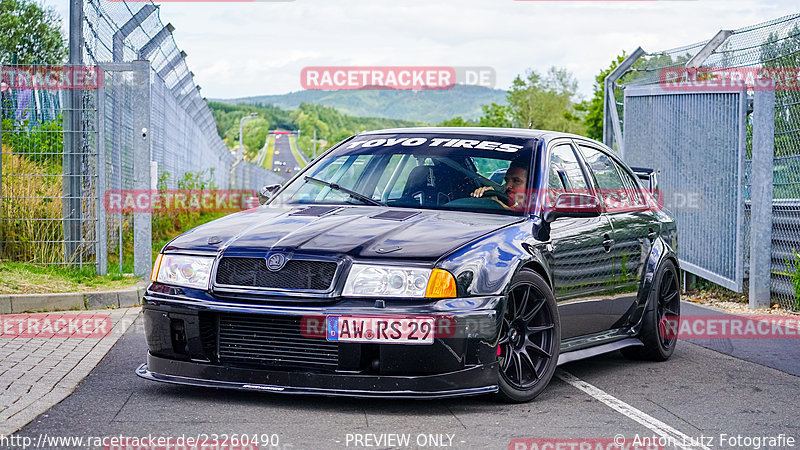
[{"x1": 45, "y1": 0, "x2": 799, "y2": 101}]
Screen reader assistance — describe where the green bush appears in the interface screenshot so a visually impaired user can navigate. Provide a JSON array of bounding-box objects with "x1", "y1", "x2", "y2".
[
  {"x1": 151, "y1": 170, "x2": 227, "y2": 259},
  {"x1": 1, "y1": 116, "x2": 64, "y2": 169},
  {"x1": 785, "y1": 249, "x2": 800, "y2": 311}
]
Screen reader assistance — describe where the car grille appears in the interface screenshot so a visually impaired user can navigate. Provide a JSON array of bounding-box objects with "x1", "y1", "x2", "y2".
[
  {"x1": 216, "y1": 313, "x2": 338, "y2": 370},
  {"x1": 215, "y1": 257, "x2": 337, "y2": 291}
]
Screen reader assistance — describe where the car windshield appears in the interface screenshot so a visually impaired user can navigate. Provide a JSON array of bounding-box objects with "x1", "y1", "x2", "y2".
[{"x1": 273, "y1": 133, "x2": 536, "y2": 216}]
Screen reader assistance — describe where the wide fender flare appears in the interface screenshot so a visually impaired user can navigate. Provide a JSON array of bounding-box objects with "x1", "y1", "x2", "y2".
[{"x1": 626, "y1": 235, "x2": 679, "y2": 332}]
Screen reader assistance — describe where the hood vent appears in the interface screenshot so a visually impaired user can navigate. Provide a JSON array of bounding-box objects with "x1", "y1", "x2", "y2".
[
  {"x1": 370, "y1": 210, "x2": 420, "y2": 221},
  {"x1": 289, "y1": 206, "x2": 342, "y2": 217}
]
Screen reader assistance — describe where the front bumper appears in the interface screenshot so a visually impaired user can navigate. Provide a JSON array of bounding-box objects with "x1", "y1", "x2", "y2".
[{"x1": 138, "y1": 284, "x2": 503, "y2": 398}]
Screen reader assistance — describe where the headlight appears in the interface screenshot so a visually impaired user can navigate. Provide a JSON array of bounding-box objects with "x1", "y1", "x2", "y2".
[
  {"x1": 151, "y1": 254, "x2": 214, "y2": 290},
  {"x1": 342, "y1": 264, "x2": 456, "y2": 298}
]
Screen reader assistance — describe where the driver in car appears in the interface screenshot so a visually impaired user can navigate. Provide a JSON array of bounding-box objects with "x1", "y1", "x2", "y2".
[{"x1": 470, "y1": 158, "x2": 528, "y2": 210}]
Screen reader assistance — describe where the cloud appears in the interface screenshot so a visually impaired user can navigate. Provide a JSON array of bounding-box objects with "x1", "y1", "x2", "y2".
[{"x1": 43, "y1": 0, "x2": 800, "y2": 99}]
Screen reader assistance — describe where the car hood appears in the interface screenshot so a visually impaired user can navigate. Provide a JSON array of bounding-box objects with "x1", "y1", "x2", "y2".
[{"x1": 164, "y1": 204, "x2": 523, "y2": 261}]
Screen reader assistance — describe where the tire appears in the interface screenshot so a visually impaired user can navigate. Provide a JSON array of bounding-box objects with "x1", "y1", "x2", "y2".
[
  {"x1": 622, "y1": 259, "x2": 680, "y2": 361},
  {"x1": 495, "y1": 268, "x2": 561, "y2": 403}
]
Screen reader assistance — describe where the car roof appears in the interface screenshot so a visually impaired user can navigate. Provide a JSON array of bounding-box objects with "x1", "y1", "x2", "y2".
[{"x1": 356, "y1": 127, "x2": 590, "y2": 142}]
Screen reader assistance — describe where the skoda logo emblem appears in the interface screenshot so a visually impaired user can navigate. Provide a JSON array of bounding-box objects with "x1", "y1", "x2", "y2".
[{"x1": 266, "y1": 253, "x2": 287, "y2": 272}]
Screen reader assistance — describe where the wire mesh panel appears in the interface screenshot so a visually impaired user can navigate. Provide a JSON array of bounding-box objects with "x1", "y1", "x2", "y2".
[
  {"x1": 1, "y1": 66, "x2": 100, "y2": 268},
  {"x1": 615, "y1": 13, "x2": 800, "y2": 309},
  {"x1": 771, "y1": 201, "x2": 800, "y2": 309},
  {"x1": 623, "y1": 87, "x2": 746, "y2": 292},
  {"x1": 235, "y1": 159, "x2": 283, "y2": 191}
]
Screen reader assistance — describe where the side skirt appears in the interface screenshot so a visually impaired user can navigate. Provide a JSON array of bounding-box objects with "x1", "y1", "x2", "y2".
[{"x1": 557, "y1": 338, "x2": 643, "y2": 366}]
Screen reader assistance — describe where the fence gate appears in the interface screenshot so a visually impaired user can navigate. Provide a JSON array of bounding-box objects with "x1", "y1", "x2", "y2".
[
  {"x1": 97, "y1": 61, "x2": 152, "y2": 277},
  {"x1": 622, "y1": 86, "x2": 747, "y2": 292}
]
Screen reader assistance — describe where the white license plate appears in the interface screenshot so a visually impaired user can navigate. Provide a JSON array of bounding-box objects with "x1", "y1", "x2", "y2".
[{"x1": 325, "y1": 316, "x2": 435, "y2": 344}]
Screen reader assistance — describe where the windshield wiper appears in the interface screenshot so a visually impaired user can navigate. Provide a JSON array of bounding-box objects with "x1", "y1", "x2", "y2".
[{"x1": 304, "y1": 176, "x2": 384, "y2": 206}]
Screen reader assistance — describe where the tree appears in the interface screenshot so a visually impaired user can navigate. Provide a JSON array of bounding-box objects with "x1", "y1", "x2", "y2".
[
  {"x1": 242, "y1": 118, "x2": 270, "y2": 159},
  {"x1": 293, "y1": 109, "x2": 329, "y2": 141},
  {"x1": 478, "y1": 103, "x2": 512, "y2": 128},
  {"x1": 0, "y1": 0, "x2": 66, "y2": 64},
  {"x1": 506, "y1": 67, "x2": 585, "y2": 134},
  {"x1": 580, "y1": 52, "x2": 627, "y2": 141},
  {"x1": 437, "y1": 116, "x2": 474, "y2": 127},
  {"x1": 581, "y1": 51, "x2": 696, "y2": 143}
]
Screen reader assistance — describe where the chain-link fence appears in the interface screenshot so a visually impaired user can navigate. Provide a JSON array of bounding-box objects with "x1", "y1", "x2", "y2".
[
  {"x1": 1, "y1": 0, "x2": 280, "y2": 275},
  {"x1": 607, "y1": 13, "x2": 800, "y2": 310},
  {"x1": 83, "y1": 0, "x2": 279, "y2": 189}
]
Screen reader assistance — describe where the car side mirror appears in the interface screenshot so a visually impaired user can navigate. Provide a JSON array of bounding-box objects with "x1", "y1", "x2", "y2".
[
  {"x1": 258, "y1": 184, "x2": 281, "y2": 205},
  {"x1": 543, "y1": 193, "x2": 602, "y2": 223}
]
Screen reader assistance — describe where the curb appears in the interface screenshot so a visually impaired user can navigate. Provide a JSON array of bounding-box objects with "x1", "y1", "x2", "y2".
[{"x1": 0, "y1": 280, "x2": 149, "y2": 314}]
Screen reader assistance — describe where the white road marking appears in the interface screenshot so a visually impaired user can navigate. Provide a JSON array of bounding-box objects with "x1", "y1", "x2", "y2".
[{"x1": 556, "y1": 369, "x2": 711, "y2": 450}]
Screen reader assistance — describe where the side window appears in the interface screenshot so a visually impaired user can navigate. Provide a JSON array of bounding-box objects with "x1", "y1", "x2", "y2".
[
  {"x1": 547, "y1": 144, "x2": 589, "y2": 205},
  {"x1": 373, "y1": 154, "x2": 411, "y2": 200},
  {"x1": 576, "y1": 145, "x2": 630, "y2": 211},
  {"x1": 386, "y1": 156, "x2": 419, "y2": 200},
  {"x1": 616, "y1": 166, "x2": 648, "y2": 208}
]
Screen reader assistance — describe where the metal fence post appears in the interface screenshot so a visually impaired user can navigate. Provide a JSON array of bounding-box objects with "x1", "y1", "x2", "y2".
[
  {"x1": 96, "y1": 83, "x2": 107, "y2": 275},
  {"x1": 0, "y1": 100, "x2": 3, "y2": 257},
  {"x1": 63, "y1": 0, "x2": 84, "y2": 266},
  {"x1": 603, "y1": 47, "x2": 644, "y2": 153},
  {"x1": 0, "y1": 105, "x2": 3, "y2": 259},
  {"x1": 112, "y1": 7, "x2": 156, "y2": 274},
  {"x1": 133, "y1": 60, "x2": 152, "y2": 277},
  {"x1": 749, "y1": 89, "x2": 775, "y2": 309}
]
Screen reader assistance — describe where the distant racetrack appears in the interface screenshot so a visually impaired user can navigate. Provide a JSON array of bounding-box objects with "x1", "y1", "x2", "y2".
[{"x1": 270, "y1": 134, "x2": 305, "y2": 182}]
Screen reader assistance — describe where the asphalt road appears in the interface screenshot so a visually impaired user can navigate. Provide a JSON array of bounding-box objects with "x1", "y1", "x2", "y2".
[
  {"x1": 16, "y1": 301, "x2": 800, "y2": 449},
  {"x1": 270, "y1": 135, "x2": 304, "y2": 183}
]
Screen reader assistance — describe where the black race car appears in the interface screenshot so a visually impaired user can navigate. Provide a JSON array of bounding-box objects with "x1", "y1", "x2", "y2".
[{"x1": 138, "y1": 128, "x2": 679, "y2": 402}]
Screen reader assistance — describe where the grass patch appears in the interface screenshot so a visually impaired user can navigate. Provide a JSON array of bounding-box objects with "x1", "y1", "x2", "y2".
[
  {"x1": 1, "y1": 150, "x2": 64, "y2": 264},
  {"x1": 288, "y1": 136, "x2": 308, "y2": 168},
  {"x1": 0, "y1": 261, "x2": 140, "y2": 295},
  {"x1": 263, "y1": 135, "x2": 275, "y2": 170}
]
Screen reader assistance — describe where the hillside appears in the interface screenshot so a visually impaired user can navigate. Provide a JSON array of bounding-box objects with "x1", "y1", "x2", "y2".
[
  {"x1": 208, "y1": 101, "x2": 421, "y2": 159},
  {"x1": 212, "y1": 84, "x2": 507, "y2": 124}
]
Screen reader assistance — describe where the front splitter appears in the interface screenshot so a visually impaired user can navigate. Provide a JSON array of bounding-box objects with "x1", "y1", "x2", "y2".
[{"x1": 137, "y1": 354, "x2": 499, "y2": 399}]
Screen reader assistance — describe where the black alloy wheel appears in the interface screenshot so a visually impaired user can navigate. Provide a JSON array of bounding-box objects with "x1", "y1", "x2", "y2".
[{"x1": 496, "y1": 269, "x2": 560, "y2": 402}]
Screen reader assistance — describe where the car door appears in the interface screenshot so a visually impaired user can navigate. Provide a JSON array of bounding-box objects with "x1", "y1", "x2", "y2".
[
  {"x1": 545, "y1": 141, "x2": 617, "y2": 340},
  {"x1": 574, "y1": 141, "x2": 656, "y2": 326}
]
